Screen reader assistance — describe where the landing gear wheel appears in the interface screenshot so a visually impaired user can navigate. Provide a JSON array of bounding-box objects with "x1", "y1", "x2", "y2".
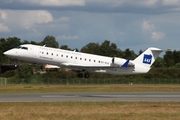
[
  {"x1": 77, "y1": 73, "x2": 83, "y2": 78},
  {"x1": 77, "y1": 70, "x2": 90, "y2": 78},
  {"x1": 84, "y1": 73, "x2": 90, "y2": 78}
]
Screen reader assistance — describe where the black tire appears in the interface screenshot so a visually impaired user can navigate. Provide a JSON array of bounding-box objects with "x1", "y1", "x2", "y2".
[
  {"x1": 78, "y1": 73, "x2": 83, "y2": 78},
  {"x1": 84, "y1": 73, "x2": 90, "y2": 78}
]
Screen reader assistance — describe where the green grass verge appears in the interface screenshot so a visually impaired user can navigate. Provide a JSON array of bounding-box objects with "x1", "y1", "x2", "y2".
[
  {"x1": 0, "y1": 84, "x2": 180, "y2": 93},
  {"x1": 0, "y1": 102, "x2": 180, "y2": 120}
]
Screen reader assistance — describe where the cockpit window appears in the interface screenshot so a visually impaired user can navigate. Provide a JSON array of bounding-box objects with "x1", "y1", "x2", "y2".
[
  {"x1": 22, "y1": 47, "x2": 28, "y2": 50},
  {"x1": 16, "y1": 46, "x2": 28, "y2": 50},
  {"x1": 17, "y1": 46, "x2": 22, "y2": 49}
]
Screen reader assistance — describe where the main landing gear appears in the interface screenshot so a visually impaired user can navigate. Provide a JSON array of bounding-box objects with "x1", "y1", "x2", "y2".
[{"x1": 77, "y1": 70, "x2": 90, "y2": 78}]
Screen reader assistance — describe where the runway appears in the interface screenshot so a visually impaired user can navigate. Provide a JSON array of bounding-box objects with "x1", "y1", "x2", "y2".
[{"x1": 0, "y1": 92, "x2": 180, "y2": 102}]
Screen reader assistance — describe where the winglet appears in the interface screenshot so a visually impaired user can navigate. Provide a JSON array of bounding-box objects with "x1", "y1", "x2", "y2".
[{"x1": 121, "y1": 59, "x2": 130, "y2": 67}]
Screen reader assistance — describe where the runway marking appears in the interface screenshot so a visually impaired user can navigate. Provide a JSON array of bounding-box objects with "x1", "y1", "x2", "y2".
[
  {"x1": 91, "y1": 95, "x2": 180, "y2": 98},
  {"x1": 41, "y1": 95, "x2": 77, "y2": 98}
]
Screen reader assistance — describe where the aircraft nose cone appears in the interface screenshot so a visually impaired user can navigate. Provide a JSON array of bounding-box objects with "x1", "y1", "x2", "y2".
[
  {"x1": 4, "y1": 51, "x2": 10, "y2": 56},
  {"x1": 3, "y1": 50, "x2": 16, "y2": 58}
]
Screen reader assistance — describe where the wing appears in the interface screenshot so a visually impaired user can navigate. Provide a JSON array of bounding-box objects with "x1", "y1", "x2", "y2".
[{"x1": 61, "y1": 59, "x2": 135, "y2": 72}]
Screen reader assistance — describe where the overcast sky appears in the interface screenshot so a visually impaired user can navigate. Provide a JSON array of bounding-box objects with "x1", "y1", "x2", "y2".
[{"x1": 0, "y1": 0, "x2": 180, "y2": 53}]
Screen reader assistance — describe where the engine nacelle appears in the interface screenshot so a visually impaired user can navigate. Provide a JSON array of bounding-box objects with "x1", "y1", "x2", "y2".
[{"x1": 112, "y1": 57, "x2": 134, "y2": 67}]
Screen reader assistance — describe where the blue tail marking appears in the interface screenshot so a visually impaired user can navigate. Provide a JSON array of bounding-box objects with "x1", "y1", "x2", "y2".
[
  {"x1": 122, "y1": 59, "x2": 130, "y2": 67},
  {"x1": 143, "y1": 54, "x2": 152, "y2": 64}
]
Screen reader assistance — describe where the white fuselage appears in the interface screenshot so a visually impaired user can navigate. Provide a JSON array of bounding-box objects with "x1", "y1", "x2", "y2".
[{"x1": 4, "y1": 44, "x2": 157, "y2": 75}]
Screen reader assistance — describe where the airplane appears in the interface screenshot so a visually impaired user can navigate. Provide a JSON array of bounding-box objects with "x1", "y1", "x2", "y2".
[{"x1": 4, "y1": 44, "x2": 163, "y2": 78}]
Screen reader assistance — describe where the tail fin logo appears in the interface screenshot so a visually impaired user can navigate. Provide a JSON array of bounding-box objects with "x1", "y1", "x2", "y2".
[{"x1": 143, "y1": 54, "x2": 152, "y2": 64}]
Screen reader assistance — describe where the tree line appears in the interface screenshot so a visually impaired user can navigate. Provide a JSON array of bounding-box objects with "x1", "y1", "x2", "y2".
[{"x1": 1, "y1": 36, "x2": 180, "y2": 68}]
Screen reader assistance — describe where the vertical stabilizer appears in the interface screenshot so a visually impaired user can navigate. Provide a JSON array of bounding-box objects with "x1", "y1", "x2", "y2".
[{"x1": 133, "y1": 47, "x2": 163, "y2": 68}]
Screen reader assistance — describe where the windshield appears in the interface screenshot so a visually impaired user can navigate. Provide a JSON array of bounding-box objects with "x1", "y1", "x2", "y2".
[{"x1": 16, "y1": 46, "x2": 28, "y2": 50}]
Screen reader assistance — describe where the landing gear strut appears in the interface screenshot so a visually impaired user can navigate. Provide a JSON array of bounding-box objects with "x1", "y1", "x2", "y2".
[{"x1": 77, "y1": 70, "x2": 90, "y2": 78}]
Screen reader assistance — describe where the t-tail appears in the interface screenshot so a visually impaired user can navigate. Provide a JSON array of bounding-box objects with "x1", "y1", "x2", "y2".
[{"x1": 132, "y1": 47, "x2": 163, "y2": 74}]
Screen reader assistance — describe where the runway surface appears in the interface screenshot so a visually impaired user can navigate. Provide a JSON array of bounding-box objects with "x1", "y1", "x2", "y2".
[{"x1": 0, "y1": 92, "x2": 180, "y2": 102}]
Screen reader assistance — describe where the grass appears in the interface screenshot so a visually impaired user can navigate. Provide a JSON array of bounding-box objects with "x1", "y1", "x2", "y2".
[
  {"x1": 0, "y1": 84, "x2": 180, "y2": 93},
  {"x1": 0, "y1": 84, "x2": 180, "y2": 119},
  {"x1": 0, "y1": 102, "x2": 180, "y2": 120}
]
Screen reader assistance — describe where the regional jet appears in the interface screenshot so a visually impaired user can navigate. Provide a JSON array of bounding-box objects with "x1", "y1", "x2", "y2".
[{"x1": 4, "y1": 44, "x2": 163, "y2": 78}]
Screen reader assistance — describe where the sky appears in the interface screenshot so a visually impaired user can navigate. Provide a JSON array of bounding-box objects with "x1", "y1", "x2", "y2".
[{"x1": 0, "y1": 0, "x2": 180, "y2": 54}]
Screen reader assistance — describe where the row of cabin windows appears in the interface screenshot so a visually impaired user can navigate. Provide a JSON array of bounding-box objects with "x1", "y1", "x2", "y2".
[{"x1": 40, "y1": 51, "x2": 109, "y2": 64}]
